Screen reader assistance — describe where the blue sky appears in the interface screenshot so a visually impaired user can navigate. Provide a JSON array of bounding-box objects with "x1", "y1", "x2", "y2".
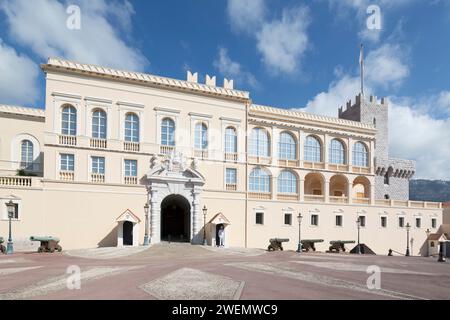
[{"x1": 1, "y1": 0, "x2": 450, "y2": 179}]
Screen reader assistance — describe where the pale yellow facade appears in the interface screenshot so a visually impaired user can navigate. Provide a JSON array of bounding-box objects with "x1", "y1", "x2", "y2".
[{"x1": 0, "y1": 58, "x2": 443, "y2": 255}]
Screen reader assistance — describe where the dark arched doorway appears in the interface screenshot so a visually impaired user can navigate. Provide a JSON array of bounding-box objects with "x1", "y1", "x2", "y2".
[
  {"x1": 161, "y1": 194, "x2": 191, "y2": 242},
  {"x1": 123, "y1": 221, "x2": 133, "y2": 246}
]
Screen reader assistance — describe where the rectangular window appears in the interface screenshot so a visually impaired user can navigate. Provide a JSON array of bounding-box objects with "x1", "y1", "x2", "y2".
[
  {"x1": 381, "y1": 216, "x2": 387, "y2": 228},
  {"x1": 124, "y1": 159, "x2": 137, "y2": 177},
  {"x1": 416, "y1": 218, "x2": 421, "y2": 228},
  {"x1": 284, "y1": 213, "x2": 292, "y2": 225},
  {"x1": 255, "y1": 212, "x2": 264, "y2": 225},
  {"x1": 335, "y1": 215, "x2": 343, "y2": 227},
  {"x1": 311, "y1": 214, "x2": 319, "y2": 226},
  {"x1": 226, "y1": 168, "x2": 237, "y2": 185},
  {"x1": 91, "y1": 156, "x2": 105, "y2": 174},
  {"x1": 359, "y1": 216, "x2": 366, "y2": 227},
  {"x1": 398, "y1": 216, "x2": 405, "y2": 228},
  {"x1": 60, "y1": 154, "x2": 74, "y2": 171},
  {"x1": 432, "y1": 218, "x2": 437, "y2": 229}
]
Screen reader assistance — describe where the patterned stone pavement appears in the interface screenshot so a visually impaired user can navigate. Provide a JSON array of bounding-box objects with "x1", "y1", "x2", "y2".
[{"x1": 0, "y1": 243, "x2": 449, "y2": 300}]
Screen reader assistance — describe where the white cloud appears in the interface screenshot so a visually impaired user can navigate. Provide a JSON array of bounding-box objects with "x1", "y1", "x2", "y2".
[
  {"x1": 389, "y1": 99, "x2": 450, "y2": 179},
  {"x1": 0, "y1": 0, "x2": 148, "y2": 71},
  {"x1": 297, "y1": 43, "x2": 450, "y2": 179},
  {"x1": 303, "y1": 43, "x2": 409, "y2": 117},
  {"x1": 365, "y1": 44, "x2": 410, "y2": 88},
  {"x1": 226, "y1": 1, "x2": 312, "y2": 75},
  {"x1": 227, "y1": 0, "x2": 266, "y2": 34},
  {"x1": 213, "y1": 47, "x2": 259, "y2": 88},
  {"x1": 256, "y1": 6, "x2": 311, "y2": 74},
  {"x1": 0, "y1": 40, "x2": 40, "y2": 105}
]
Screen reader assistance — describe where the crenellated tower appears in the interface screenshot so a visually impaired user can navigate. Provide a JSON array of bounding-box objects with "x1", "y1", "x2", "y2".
[{"x1": 339, "y1": 94, "x2": 415, "y2": 201}]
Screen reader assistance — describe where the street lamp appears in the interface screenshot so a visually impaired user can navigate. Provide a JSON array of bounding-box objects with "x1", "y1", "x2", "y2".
[
  {"x1": 5, "y1": 200, "x2": 15, "y2": 255},
  {"x1": 425, "y1": 228, "x2": 431, "y2": 257},
  {"x1": 296, "y1": 213, "x2": 303, "y2": 253},
  {"x1": 356, "y1": 217, "x2": 361, "y2": 255},
  {"x1": 143, "y1": 203, "x2": 150, "y2": 246},
  {"x1": 405, "y1": 222, "x2": 411, "y2": 257},
  {"x1": 202, "y1": 205, "x2": 207, "y2": 246}
]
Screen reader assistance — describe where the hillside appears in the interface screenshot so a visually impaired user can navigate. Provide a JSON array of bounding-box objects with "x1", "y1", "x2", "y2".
[{"x1": 409, "y1": 179, "x2": 450, "y2": 202}]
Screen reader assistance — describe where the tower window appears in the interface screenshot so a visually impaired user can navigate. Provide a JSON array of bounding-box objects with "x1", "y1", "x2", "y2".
[{"x1": 384, "y1": 172, "x2": 390, "y2": 185}]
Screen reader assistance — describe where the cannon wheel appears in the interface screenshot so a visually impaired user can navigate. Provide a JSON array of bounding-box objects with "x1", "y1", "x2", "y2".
[
  {"x1": 268, "y1": 245, "x2": 274, "y2": 251},
  {"x1": 49, "y1": 248, "x2": 55, "y2": 253},
  {"x1": 56, "y1": 245, "x2": 62, "y2": 252},
  {"x1": 38, "y1": 247, "x2": 44, "y2": 253}
]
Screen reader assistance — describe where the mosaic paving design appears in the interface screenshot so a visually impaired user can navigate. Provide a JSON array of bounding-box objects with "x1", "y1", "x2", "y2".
[{"x1": 140, "y1": 268, "x2": 245, "y2": 300}]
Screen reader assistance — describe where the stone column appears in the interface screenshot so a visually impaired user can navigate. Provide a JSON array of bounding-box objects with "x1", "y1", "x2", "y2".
[
  {"x1": 150, "y1": 188, "x2": 160, "y2": 243},
  {"x1": 299, "y1": 177, "x2": 305, "y2": 202},
  {"x1": 191, "y1": 189, "x2": 202, "y2": 244},
  {"x1": 324, "y1": 180, "x2": 330, "y2": 203},
  {"x1": 347, "y1": 181, "x2": 353, "y2": 204}
]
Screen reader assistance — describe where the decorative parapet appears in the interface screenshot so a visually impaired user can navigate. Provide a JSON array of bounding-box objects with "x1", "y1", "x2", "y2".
[
  {"x1": 42, "y1": 58, "x2": 250, "y2": 101},
  {"x1": 338, "y1": 93, "x2": 388, "y2": 117},
  {"x1": 375, "y1": 157, "x2": 416, "y2": 179},
  {"x1": 0, "y1": 104, "x2": 45, "y2": 119},
  {"x1": 250, "y1": 104, "x2": 376, "y2": 132}
]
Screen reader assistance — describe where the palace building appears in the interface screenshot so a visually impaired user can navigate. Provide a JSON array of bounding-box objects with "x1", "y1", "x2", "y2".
[{"x1": 0, "y1": 58, "x2": 443, "y2": 254}]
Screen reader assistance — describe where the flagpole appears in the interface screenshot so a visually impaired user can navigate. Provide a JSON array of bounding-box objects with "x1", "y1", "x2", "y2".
[{"x1": 360, "y1": 43, "x2": 364, "y2": 96}]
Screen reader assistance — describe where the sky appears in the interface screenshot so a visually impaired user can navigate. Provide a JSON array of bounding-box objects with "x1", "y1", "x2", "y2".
[{"x1": 0, "y1": 0, "x2": 450, "y2": 180}]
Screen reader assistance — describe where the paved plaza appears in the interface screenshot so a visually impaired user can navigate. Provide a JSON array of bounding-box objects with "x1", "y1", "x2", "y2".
[{"x1": 0, "y1": 243, "x2": 449, "y2": 300}]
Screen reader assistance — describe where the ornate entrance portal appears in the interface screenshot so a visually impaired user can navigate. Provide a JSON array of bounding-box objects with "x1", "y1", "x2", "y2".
[
  {"x1": 161, "y1": 194, "x2": 190, "y2": 242},
  {"x1": 146, "y1": 153, "x2": 205, "y2": 244}
]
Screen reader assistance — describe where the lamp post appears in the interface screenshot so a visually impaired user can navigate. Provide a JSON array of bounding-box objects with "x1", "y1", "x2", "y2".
[
  {"x1": 356, "y1": 217, "x2": 361, "y2": 254},
  {"x1": 425, "y1": 228, "x2": 431, "y2": 257},
  {"x1": 5, "y1": 200, "x2": 15, "y2": 255},
  {"x1": 296, "y1": 213, "x2": 303, "y2": 253},
  {"x1": 202, "y1": 205, "x2": 207, "y2": 246},
  {"x1": 405, "y1": 222, "x2": 411, "y2": 257},
  {"x1": 143, "y1": 203, "x2": 150, "y2": 246}
]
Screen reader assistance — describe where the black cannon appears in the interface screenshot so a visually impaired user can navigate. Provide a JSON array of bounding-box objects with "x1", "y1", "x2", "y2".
[
  {"x1": 328, "y1": 240, "x2": 355, "y2": 253},
  {"x1": 30, "y1": 236, "x2": 62, "y2": 253},
  {"x1": 268, "y1": 238, "x2": 289, "y2": 251},
  {"x1": 0, "y1": 237, "x2": 5, "y2": 254},
  {"x1": 301, "y1": 239, "x2": 324, "y2": 252}
]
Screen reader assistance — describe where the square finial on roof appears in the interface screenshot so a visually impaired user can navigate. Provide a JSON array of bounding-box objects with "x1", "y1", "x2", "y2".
[
  {"x1": 187, "y1": 71, "x2": 198, "y2": 83},
  {"x1": 224, "y1": 78, "x2": 234, "y2": 90},
  {"x1": 206, "y1": 74, "x2": 216, "y2": 86}
]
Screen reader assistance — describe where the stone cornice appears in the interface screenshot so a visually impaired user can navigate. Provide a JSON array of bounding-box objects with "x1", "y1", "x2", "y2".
[
  {"x1": 42, "y1": 58, "x2": 250, "y2": 102},
  {"x1": 0, "y1": 104, "x2": 45, "y2": 119},
  {"x1": 250, "y1": 104, "x2": 377, "y2": 134}
]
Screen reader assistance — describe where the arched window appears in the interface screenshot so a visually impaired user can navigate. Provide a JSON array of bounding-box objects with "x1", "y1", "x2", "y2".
[
  {"x1": 277, "y1": 170, "x2": 297, "y2": 194},
  {"x1": 124, "y1": 113, "x2": 139, "y2": 142},
  {"x1": 195, "y1": 123, "x2": 208, "y2": 150},
  {"x1": 21, "y1": 140, "x2": 33, "y2": 170},
  {"x1": 278, "y1": 132, "x2": 296, "y2": 160},
  {"x1": 224, "y1": 127, "x2": 237, "y2": 153},
  {"x1": 329, "y1": 139, "x2": 345, "y2": 164},
  {"x1": 249, "y1": 168, "x2": 270, "y2": 192},
  {"x1": 250, "y1": 128, "x2": 270, "y2": 157},
  {"x1": 61, "y1": 105, "x2": 77, "y2": 136},
  {"x1": 304, "y1": 136, "x2": 321, "y2": 162},
  {"x1": 161, "y1": 118, "x2": 175, "y2": 146},
  {"x1": 352, "y1": 142, "x2": 368, "y2": 167},
  {"x1": 92, "y1": 109, "x2": 107, "y2": 139}
]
